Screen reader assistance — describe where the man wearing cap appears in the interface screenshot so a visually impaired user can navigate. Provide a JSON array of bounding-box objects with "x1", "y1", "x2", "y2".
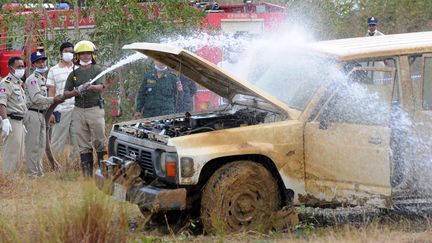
[
  {"x1": 24, "y1": 51, "x2": 64, "y2": 177},
  {"x1": 0, "y1": 57, "x2": 27, "y2": 176},
  {"x1": 366, "y1": 17, "x2": 384, "y2": 37}
]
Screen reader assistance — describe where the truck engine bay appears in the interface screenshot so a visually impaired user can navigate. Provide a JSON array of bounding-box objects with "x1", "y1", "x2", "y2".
[{"x1": 115, "y1": 108, "x2": 272, "y2": 144}]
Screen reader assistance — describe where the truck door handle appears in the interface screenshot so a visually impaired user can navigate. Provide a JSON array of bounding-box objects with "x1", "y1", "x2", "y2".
[{"x1": 368, "y1": 137, "x2": 382, "y2": 145}]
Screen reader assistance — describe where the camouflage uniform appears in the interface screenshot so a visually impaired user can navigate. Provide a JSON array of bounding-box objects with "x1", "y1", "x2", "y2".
[
  {"x1": 24, "y1": 72, "x2": 54, "y2": 177},
  {"x1": 0, "y1": 74, "x2": 27, "y2": 176},
  {"x1": 176, "y1": 75, "x2": 197, "y2": 113},
  {"x1": 136, "y1": 71, "x2": 177, "y2": 118}
]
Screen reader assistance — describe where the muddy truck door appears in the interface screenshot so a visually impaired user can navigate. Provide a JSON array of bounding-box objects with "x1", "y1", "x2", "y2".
[
  {"x1": 303, "y1": 64, "x2": 396, "y2": 208},
  {"x1": 404, "y1": 54, "x2": 432, "y2": 194}
]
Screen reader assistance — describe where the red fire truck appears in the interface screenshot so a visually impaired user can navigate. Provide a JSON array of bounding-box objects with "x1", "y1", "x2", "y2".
[
  {"x1": 194, "y1": 2, "x2": 287, "y2": 111},
  {"x1": 0, "y1": 2, "x2": 287, "y2": 113},
  {"x1": 0, "y1": 3, "x2": 95, "y2": 77}
]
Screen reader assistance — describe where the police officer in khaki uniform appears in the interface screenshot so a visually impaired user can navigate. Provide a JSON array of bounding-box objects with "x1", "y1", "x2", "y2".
[
  {"x1": 24, "y1": 52, "x2": 64, "y2": 177},
  {"x1": 0, "y1": 57, "x2": 27, "y2": 176},
  {"x1": 63, "y1": 40, "x2": 107, "y2": 177}
]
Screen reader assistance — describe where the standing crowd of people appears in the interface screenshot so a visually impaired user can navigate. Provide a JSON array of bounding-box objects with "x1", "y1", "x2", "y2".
[
  {"x1": 1, "y1": 39, "x2": 197, "y2": 178},
  {"x1": 0, "y1": 40, "x2": 108, "y2": 178}
]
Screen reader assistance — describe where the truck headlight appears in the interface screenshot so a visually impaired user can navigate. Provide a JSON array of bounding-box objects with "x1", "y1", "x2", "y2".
[
  {"x1": 160, "y1": 152, "x2": 178, "y2": 177},
  {"x1": 180, "y1": 157, "x2": 194, "y2": 177}
]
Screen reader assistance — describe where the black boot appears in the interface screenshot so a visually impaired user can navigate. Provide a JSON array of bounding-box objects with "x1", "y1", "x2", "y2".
[
  {"x1": 97, "y1": 151, "x2": 106, "y2": 168},
  {"x1": 80, "y1": 153, "x2": 94, "y2": 177}
]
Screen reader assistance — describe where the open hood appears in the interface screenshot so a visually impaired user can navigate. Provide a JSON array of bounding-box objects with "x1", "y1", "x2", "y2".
[{"x1": 122, "y1": 42, "x2": 294, "y2": 116}]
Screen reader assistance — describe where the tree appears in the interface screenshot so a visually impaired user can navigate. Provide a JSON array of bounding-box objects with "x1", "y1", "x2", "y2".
[
  {"x1": 83, "y1": 0, "x2": 206, "y2": 122},
  {"x1": 271, "y1": 0, "x2": 432, "y2": 40},
  {"x1": 0, "y1": 0, "x2": 206, "y2": 122}
]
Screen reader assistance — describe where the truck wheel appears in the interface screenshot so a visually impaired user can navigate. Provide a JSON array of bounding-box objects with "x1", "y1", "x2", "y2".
[{"x1": 201, "y1": 161, "x2": 281, "y2": 233}]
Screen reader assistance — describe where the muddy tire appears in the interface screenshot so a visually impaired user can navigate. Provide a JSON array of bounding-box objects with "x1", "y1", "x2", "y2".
[{"x1": 201, "y1": 161, "x2": 281, "y2": 233}]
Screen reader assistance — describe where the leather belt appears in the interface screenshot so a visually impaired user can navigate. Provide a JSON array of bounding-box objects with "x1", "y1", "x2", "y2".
[
  {"x1": 29, "y1": 108, "x2": 46, "y2": 113},
  {"x1": 8, "y1": 114, "x2": 24, "y2": 120}
]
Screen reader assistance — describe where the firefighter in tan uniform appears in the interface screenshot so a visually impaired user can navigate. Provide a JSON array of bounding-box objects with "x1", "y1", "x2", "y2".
[
  {"x1": 0, "y1": 57, "x2": 27, "y2": 176},
  {"x1": 63, "y1": 40, "x2": 107, "y2": 177},
  {"x1": 24, "y1": 52, "x2": 64, "y2": 177}
]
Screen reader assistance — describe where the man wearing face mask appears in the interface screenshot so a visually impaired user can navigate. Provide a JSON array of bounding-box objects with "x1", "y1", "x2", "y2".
[
  {"x1": 63, "y1": 40, "x2": 107, "y2": 177},
  {"x1": 134, "y1": 61, "x2": 179, "y2": 119},
  {"x1": 47, "y1": 42, "x2": 79, "y2": 162},
  {"x1": 0, "y1": 57, "x2": 27, "y2": 176},
  {"x1": 24, "y1": 51, "x2": 64, "y2": 177}
]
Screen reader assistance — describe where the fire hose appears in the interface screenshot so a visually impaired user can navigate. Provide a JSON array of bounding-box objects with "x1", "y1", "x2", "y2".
[
  {"x1": 44, "y1": 102, "x2": 61, "y2": 171},
  {"x1": 44, "y1": 78, "x2": 101, "y2": 171}
]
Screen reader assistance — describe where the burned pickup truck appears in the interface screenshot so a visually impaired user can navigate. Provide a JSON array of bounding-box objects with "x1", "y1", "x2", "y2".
[{"x1": 96, "y1": 32, "x2": 432, "y2": 233}]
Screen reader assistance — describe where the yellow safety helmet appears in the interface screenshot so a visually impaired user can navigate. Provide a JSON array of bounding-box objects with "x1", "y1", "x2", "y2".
[
  {"x1": 74, "y1": 40, "x2": 96, "y2": 53},
  {"x1": 73, "y1": 40, "x2": 97, "y2": 65}
]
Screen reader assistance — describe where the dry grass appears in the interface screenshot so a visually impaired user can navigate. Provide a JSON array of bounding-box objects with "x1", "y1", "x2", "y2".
[{"x1": 1, "y1": 157, "x2": 432, "y2": 242}]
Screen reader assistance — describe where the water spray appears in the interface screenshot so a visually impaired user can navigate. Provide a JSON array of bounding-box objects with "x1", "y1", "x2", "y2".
[{"x1": 89, "y1": 52, "x2": 147, "y2": 84}]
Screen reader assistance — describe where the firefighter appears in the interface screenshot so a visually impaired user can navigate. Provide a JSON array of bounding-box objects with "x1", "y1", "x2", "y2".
[
  {"x1": 24, "y1": 52, "x2": 64, "y2": 178},
  {"x1": 62, "y1": 40, "x2": 107, "y2": 177},
  {"x1": 134, "y1": 61, "x2": 179, "y2": 119},
  {"x1": 366, "y1": 17, "x2": 384, "y2": 37},
  {"x1": 0, "y1": 57, "x2": 27, "y2": 176},
  {"x1": 47, "y1": 41, "x2": 78, "y2": 162}
]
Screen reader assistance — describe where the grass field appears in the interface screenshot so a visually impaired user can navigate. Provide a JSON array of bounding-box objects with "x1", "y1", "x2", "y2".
[{"x1": 0, "y1": 161, "x2": 431, "y2": 242}]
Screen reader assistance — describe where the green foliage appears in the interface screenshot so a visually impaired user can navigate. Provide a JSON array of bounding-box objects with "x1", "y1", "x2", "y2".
[
  {"x1": 85, "y1": 0, "x2": 205, "y2": 122},
  {"x1": 272, "y1": 0, "x2": 432, "y2": 39}
]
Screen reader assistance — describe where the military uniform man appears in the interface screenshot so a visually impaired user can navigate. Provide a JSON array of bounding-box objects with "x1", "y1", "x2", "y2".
[
  {"x1": 134, "y1": 61, "x2": 179, "y2": 118},
  {"x1": 175, "y1": 74, "x2": 197, "y2": 113},
  {"x1": 24, "y1": 52, "x2": 64, "y2": 177},
  {"x1": 366, "y1": 17, "x2": 385, "y2": 37},
  {"x1": 0, "y1": 57, "x2": 27, "y2": 176}
]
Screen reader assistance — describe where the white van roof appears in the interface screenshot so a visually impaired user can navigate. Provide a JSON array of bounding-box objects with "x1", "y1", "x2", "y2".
[{"x1": 312, "y1": 31, "x2": 432, "y2": 61}]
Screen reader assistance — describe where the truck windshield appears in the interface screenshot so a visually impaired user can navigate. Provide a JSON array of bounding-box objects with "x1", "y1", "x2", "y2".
[{"x1": 246, "y1": 50, "x2": 335, "y2": 111}]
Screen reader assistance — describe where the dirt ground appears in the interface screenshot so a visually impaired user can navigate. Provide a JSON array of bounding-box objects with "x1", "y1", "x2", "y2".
[{"x1": 0, "y1": 167, "x2": 431, "y2": 242}]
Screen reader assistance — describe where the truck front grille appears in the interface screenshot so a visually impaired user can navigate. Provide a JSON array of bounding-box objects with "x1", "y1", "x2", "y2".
[{"x1": 116, "y1": 143, "x2": 155, "y2": 176}]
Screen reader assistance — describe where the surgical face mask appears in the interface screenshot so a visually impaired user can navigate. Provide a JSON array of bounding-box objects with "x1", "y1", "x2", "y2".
[
  {"x1": 13, "y1": 68, "x2": 25, "y2": 79},
  {"x1": 35, "y1": 66, "x2": 48, "y2": 73},
  {"x1": 80, "y1": 60, "x2": 92, "y2": 66},
  {"x1": 62, "y1": 52, "x2": 74, "y2": 62},
  {"x1": 154, "y1": 65, "x2": 167, "y2": 71}
]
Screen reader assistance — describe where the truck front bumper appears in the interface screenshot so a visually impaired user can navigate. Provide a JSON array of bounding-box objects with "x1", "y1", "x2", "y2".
[{"x1": 95, "y1": 158, "x2": 187, "y2": 211}]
